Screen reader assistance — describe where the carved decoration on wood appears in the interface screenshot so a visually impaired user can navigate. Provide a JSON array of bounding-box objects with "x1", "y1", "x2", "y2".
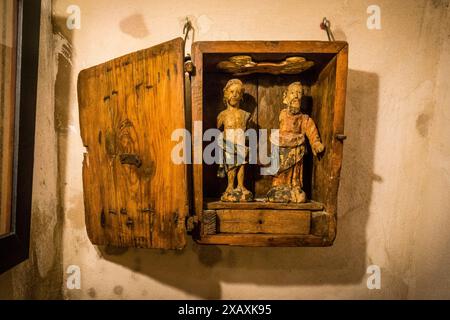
[{"x1": 217, "y1": 55, "x2": 315, "y2": 76}]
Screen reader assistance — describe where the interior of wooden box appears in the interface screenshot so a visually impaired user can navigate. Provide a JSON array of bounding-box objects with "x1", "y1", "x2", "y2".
[{"x1": 201, "y1": 52, "x2": 337, "y2": 214}]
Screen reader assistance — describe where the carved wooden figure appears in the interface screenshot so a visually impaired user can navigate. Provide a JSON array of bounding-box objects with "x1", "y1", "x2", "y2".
[
  {"x1": 267, "y1": 81, "x2": 325, "y2": 203},
  {"x1": 217, "y1": 79, "x2": 253, "y2": 202}
]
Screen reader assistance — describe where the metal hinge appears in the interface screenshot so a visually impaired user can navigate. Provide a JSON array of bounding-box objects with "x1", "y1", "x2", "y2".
[
  {"x1": 335, "y1": 134, "x2": 347, "y2": 142},
  {"x1": 186, "y1": 216, "x2": 198, "y2": 232},
  {"x1": 184, "y1": 58, "x2": 195, "y2": 76}
]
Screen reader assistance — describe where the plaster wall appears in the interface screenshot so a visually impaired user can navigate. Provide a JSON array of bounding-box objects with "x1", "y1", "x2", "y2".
[{"x1": 1, "y1": 0, "x2": 449, "y2": 300}]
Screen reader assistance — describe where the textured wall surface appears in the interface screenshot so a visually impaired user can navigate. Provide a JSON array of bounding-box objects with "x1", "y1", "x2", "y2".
[
  {"x1": 1, "y1": 0, "x2": 449, "y2": 300},
  {"x1": 0, "y1": 0, "x2": 62, "y2": 300},
  {"x1": 54, "y1": 0, "x2": 450, "y2": 300}
]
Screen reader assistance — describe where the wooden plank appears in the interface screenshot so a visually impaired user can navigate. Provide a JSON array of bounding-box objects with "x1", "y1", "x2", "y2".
[
  {"x1": 194, "y1": 41, "x2": 348, "y2": 54},
  {"x1": 217, "y1": 210, "x2": 311, "y2": 235},
  {"x1": 78, "y1": 38, "x2": 188, "y2": 249},
  {"x1": 328, "y1": 46, "x2": 348, "y2": 219},
  {"x1": 326, "y1": 45, "x2": 348, "y2": 242},
  {"x1": 205, "y1": 199, "x2": 323, "y2": 211},
  {"x1": 311, "y1": 56, "x2": 337, "y2": 209},
  {"x1": 310, "y1": 45, "x2": 347, "y2": 243},
  {"x1": 196, "y1": 234, "x2": 331, "y2": 247},
  {"x1": 191, "y1": 42, "x2": 204, "y2": 223}
]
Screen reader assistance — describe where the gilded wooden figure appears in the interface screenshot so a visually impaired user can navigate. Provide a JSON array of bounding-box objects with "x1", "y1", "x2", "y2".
[{"x1": 267, "y1": 81, "x2": 325, "y2": 203}]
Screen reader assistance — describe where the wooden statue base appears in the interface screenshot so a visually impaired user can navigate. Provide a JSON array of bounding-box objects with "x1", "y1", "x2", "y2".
[
  {"x1": 267, "y1": 185, "x2": 307, "y2": 203},
  {"x1": 220, "y1": 188, "x2": 254, "y2": 202}
]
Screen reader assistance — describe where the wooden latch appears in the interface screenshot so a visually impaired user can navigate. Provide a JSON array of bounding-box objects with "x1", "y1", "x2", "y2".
[{"x1": 120, "y1": 153, "x2": 142, "y2": 168}]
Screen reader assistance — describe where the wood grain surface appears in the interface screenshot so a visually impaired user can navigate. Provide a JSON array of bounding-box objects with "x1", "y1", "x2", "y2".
[{"x1": 78, "y1": 38, "x2": 188, "y2": 249}]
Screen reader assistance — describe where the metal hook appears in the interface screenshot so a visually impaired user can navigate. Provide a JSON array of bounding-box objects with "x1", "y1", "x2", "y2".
[
  {"x1": 320, "y1": 17, "x2": 335, "y2": 42},
  {"x1": 183, "y1": 17, "x2": 194, "y2": 43}
]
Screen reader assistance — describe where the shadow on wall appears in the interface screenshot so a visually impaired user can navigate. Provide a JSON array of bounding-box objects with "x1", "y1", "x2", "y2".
[{"x1": 96, "y1": 69, "x2": 379, "y2": 299}]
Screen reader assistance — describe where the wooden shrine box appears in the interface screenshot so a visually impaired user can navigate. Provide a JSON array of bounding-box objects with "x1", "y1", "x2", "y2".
[{"x1": 78, "y1": 38, "x2": 348, "y2": 249}]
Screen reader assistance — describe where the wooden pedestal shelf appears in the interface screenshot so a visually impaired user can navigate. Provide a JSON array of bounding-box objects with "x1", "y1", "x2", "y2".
[
  {"x1": 196, "y1": 200, "x2": 334, "y2": 247},
  {"x1": 205, "y1": 199, "x2": 324, "y2": 211}
]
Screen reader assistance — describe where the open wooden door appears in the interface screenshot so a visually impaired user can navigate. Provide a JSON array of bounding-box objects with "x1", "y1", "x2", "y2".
[{"x1": 78, "y1": 38, "x2": 188, "y2": 249}]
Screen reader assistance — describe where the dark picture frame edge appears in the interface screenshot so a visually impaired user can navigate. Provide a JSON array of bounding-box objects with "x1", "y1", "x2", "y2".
[{"x1": 0, "y1": 0, "x2": 42, "y2": 274}]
